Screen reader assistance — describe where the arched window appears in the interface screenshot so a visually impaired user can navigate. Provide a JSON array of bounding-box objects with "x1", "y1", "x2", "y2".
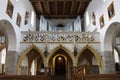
[
  {"x1": 114, "y1": 49, "x2": 120, "y2": 72},
  {"x1": 31, "y1": 60, "x2": 35, "y2": 75},
  {"x1": 1, "y1": 48, "x2": 6, "y2": 64},
  {"x1": 31, "y1": 11, "x2": 35, "y2": 26},
  {"x1": 57, "y1": 24, "x2": 64, "y2": 27},
  {"x1": 114, "y1": 49, "x2": 120, "y2": 63},
  {"x1": 86, "y1": 11, "x2": 90, "y2": 26}
]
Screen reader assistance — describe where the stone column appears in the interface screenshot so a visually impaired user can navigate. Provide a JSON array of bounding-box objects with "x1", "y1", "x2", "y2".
[
  {"x1": 103, "y1": 51, "x2": 115, "y2": 74},
  {"x1": 5, "y1": 51, "x2": 19, "y2": 75}
]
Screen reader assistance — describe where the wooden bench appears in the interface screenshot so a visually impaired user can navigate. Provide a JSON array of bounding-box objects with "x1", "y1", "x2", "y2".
[
  {"x1": 76, "y1": 74, "x2": 120, "y2": 80},
  {"x1": 0, "y1": 75, "x2": 47, "y2": 80}
]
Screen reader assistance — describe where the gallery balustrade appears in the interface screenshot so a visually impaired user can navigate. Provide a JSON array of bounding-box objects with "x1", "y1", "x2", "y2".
[{"x1": 21, "y1": 31, "x2": 100, "y2": 43}]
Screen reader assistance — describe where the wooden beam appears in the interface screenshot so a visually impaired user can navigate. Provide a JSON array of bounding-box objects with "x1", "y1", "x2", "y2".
[
  {"x1": 56, "y1": 2, "x2": 57, "y2": 14},
  {"x1": 46, "y1": 1, "x2": 50, "y2": 14},
  {"x1": 77, "y1": 2, "x2": 82, "y2": 14},
  {"x1": 38, "y1": 14, "x2": 80, "y2": 18},
  {"x1": 30, "y1": 0, "x2": 91, "y2": 2},
  {"x1": 70, "y1": 1, "x2": 74, "y2": 14},
  {"x1": 38, "y1": 2, "x2": 44, "y2": 14},
  {"x1": 63, "y1": 2, "x2": 65, "y2": 14}
]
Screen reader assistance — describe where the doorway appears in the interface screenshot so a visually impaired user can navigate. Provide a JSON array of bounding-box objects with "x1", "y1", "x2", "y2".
[
  {"x1": 49, "y1": 48, "x2": 73, "y2": 80},
  {"x1": 55, "y1": 56, "x2": 66, "y2": 75}
]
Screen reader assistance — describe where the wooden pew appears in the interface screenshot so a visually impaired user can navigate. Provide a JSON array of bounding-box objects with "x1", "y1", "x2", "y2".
[
  {"x1": 76, "y1": 74, "x2": 120, "y2": 80},
  {"x1": 0, "y1": 75, "x2": 47, "y2": 80}
]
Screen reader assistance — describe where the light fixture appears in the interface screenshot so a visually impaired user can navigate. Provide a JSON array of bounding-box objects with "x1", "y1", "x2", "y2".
[{"x1": 58, "y1": 57, "x2": 62, "y2": 61}]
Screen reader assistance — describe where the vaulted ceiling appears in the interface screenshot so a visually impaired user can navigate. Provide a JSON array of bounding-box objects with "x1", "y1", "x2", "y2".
[{"x1": 30, "y1": 0, "x2": 91, "y2": 18}]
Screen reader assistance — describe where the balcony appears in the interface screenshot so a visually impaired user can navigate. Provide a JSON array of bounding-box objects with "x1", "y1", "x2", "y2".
[{"x1": 21, "y1": 31, "x2": 100, "y2": 43}]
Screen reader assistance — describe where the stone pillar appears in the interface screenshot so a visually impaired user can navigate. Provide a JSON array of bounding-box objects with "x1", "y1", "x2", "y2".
[
  {"x1": 5, "y1": 51, "x2": 19, "y2": 75},
  {"x1": 103, "y1": 51, "x2": 115, "y2": 74}
]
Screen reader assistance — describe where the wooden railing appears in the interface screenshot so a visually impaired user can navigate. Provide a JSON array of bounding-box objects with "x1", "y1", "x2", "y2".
[
  {"x1": 71, "y1": 66, "x2": 120, "y2": 80},
  {"x1": 0, "y1": 75, "x2": 47, "y2": 80}
]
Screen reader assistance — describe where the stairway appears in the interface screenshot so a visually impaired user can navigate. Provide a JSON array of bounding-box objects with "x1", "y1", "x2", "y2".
[{"x1": 53, "y1": 75, "x2": 66, "y2": 80}]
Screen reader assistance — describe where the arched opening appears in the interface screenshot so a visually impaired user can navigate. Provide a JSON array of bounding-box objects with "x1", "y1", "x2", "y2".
[
  {"x1": 0, "y1": 20, "x2": 16, "y2": 74},
  {"x1": 113, "y1": 48, "x2": 120, "y2": 73},
  {"x1": 104, "y1": 22, "x2": 120, "y2": 73},
  {"x1": 17, "y1": 47, "x2": 44, "y2": 75},
  {"x1": 55, "y1": 55, "x2": 66, "y2": 75},
  {"x1": 0, "y1": 48, "x2": 6, "y2": 74},
  {"x1": 0, "y1": 20, "x2": 16, "y2": 51},
  {"x1": 78, "y1": 49, "x2": 100, "y2": 74},
  {"x1": 49, "y1": 48, "x2": 73, "y2": 80}
]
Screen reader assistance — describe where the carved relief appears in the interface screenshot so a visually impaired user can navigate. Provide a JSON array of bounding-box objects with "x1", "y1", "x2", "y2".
[{"x1": 22, "y1": 32, "x2": 96, "y2": 43}]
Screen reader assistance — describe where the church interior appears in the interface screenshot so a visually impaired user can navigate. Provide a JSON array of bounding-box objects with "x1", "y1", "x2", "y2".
[{"x1": 0, "y1": 0, "x2": 120, "y2": 80}]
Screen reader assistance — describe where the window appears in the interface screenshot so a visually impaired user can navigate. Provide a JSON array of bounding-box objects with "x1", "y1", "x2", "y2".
[
  {"x1": 86, "y1": 12, "x2": 90, "y2": 26},
  {"x1": 114, "y1": 49, "x2": 120, "y2": 72},
  {"x1": 92, "y1": 12, "x2": 96, "y2": 25},
  {"x1": 1, "y1": 48, "x2": 6, "y2": 64},
  {"x1": 99, "y1": 15, "x2": 104, "y2": 29},
  {"x1": 107, "y1": 2, "x2": 115, "y2": 20},
  {"x1": 16, "y1": 13, "x2": 21, "y2": 27},
  {"x1": 6, "y1": 0, "x2": 14, "y2": 18},
  {"x1": 31, "y1": 11, "x2": 35, "y2": 26}
]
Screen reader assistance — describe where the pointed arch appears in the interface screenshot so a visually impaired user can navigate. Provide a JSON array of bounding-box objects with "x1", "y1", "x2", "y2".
[
  {"x1": 16, "y1": 45, "x2": 45, "y2": 74},
  {"x1": 76, "y1": 45, "x2": 103, "y2": 73},
  {"x1": 47, "y1": 45, "x2": 74, "y2": 64}
]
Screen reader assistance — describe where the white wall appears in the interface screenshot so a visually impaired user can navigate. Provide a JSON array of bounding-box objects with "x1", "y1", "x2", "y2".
[
  {"x1": 84, "y1": 0, "x2": 120, "y2": 51},
  {"x1": 0, "y1": 0, "x2": 37, "y2": 51}
]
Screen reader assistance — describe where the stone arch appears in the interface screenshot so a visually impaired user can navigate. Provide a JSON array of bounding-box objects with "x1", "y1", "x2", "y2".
[
  {"x1": 76, "y1": 45, "x2": 103, "y2": 73},
  {"x1": 47, "y1": 45, "x2": 74, "y2": 64},
  {"x1": 48, "y1": 45, "x2": 74, "y2": 79},
  {"x1": 103, "y1": 22, "x2": 120, "y2": 74},
  {"x1": 0, "y1": 20, "x2": 17, "y2": 51},
  {"x1": 16, "y1": 45, "x2": 45, "y2": 74},
  {"x1": 104, "y1": 22, "x2": 120, "y2": 51}
]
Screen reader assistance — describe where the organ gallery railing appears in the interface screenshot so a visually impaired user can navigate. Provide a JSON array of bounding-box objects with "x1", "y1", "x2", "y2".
[{"x1": 21, "y1": 31, "x2": 100, "y2": 43}]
